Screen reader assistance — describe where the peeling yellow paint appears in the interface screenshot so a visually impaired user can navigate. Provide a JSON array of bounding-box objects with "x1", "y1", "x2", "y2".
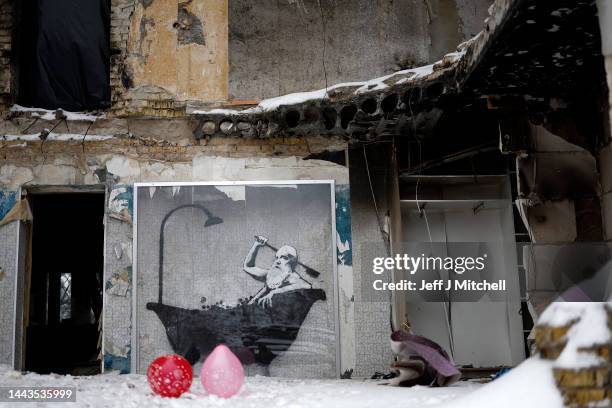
[{"x1": 127, "y1": 0, "x2": 228, "y2": 102}]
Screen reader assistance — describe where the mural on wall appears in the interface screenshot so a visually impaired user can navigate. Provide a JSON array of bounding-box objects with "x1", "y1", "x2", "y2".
[{"x1": 135, "y1": 182, "x2": 338, "y2": 377}]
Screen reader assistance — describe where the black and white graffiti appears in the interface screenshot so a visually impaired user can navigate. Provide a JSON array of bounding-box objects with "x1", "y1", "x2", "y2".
[{"x1": 136, "y1": 183, "x2": 336, "y2": 376}]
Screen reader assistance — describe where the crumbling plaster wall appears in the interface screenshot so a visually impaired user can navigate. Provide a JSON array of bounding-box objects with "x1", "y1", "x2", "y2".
[
  {"x1": 124, "y1": 0, "x2": 228, "y2": 101},
  {"x1": 110, "y1": 0, "x2": 228, "y2": 116},
  {"x1": 0, "y1": 127, "x2": 361, "y2": 375},
  {"x1": 4, "y1": 0, "x2": 491, "y2": 115}
]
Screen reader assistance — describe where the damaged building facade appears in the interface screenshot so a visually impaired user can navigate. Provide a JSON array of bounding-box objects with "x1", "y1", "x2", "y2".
[{"x1": 0, "y1": 0, "x2": 611, "y2": 387}]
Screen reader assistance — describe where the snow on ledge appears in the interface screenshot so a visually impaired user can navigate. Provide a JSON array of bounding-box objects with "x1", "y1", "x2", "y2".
[
  {"x1": 192, "y1": 59, "x2": 455, "y2": 116},
  {"x1": 10, "y1": 105, "x2": 105, "y2": 122},
  {"x1": 190, "y1": 32, "x2": 482, "y2": 118},
  {"x1": 3, "y1": 133, "x2": 114, "y2": 142},
  {"x1": 193, "y1": 64, "x2": 437, "y2": 115}
]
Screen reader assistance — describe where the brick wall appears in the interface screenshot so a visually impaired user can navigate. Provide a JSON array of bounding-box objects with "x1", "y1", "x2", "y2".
[
  {"x1": 535, "y1": 304, "x2": 612, "y2": 407},
  {"x1": 109, "y1": 0, "x2": 136, "y2": 113}
]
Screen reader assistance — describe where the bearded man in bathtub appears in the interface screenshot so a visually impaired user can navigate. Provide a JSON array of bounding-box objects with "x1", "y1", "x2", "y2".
[{"x1": 243, "y1": 235, "x2": 312, "y2": 307}]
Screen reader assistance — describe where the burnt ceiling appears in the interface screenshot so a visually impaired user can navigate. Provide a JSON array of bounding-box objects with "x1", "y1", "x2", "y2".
[{"x1": 462, "y1": 0, "x2": 604, "y2": 97}]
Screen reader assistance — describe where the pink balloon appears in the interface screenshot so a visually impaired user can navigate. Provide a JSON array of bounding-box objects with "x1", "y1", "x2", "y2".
[{"x1": 200, "y1": 345, "x2": 244, "y2": 398}]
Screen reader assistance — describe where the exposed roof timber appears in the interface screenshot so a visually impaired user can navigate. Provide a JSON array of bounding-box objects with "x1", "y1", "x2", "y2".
[{"x1": 192, "y1": 0, "x2": 602, "y2": 140}]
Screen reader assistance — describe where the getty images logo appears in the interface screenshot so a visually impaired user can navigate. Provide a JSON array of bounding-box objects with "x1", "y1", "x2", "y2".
[{"x1": 372, "y1": 253, "x2": 488, "y2": 275}]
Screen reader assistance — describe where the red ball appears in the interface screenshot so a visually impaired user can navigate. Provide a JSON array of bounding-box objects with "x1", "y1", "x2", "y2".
[{"x1": 147, "y1": 355, "x2": 193, "y2": 398}]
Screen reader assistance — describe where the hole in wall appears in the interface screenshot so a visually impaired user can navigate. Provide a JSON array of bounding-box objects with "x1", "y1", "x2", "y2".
[
  {"x1": 322, "y1": 107, "x2": 337, "y2": 130},
  {"x1": 340, "y1": 105, "x2": 357, "y2": 129},
  {"x1": 284, "y1": 110, "x2": 301, "y2": 128},
  {"x1": 381, "y1": 93, "x2": 399, "y2": 114},
  {"x1": 303, "y1": 106, "x2": 320, "y2": 123},
  {"x1": 360, "y1": 98, "x2": 377, "y2": 114},
  {"x1": 219, "y1": 120, "x2": 234, "y2": 134},
  {"x1": 402, "y1": 87, "x2": 422, "y2": 106}
]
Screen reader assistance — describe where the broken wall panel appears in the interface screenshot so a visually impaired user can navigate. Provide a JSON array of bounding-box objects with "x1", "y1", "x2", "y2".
[
  {"x1": 103, "y1": 215, "x2": 133, "y2": 374},
  {"x1": 0, "y1": 217, "x2": 19, "y2": 367}
]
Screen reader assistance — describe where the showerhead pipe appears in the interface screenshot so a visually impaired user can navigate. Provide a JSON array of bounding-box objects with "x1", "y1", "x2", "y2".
[{"x1": 158, "y1": 204, "x2": 223, "y2": 304}]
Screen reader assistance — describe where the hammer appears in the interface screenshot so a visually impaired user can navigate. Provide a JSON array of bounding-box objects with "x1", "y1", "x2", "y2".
[{"x1": 256, "y1": 236, "x2": 321, "y2": 278}]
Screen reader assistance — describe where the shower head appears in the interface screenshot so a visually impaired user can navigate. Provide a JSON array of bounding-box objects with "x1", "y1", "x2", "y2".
[{"x1": 204, "y1": 216, "x2": 223, "y2": 227}]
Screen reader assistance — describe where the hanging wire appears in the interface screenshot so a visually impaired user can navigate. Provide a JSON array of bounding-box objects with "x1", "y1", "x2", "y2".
[
  {"x1": 317, "y1": 0, "x2": 329, "y2": 96},
  {"x1": 81, "y1": 121, "x2": 94, "y2": 154},
  {"x1": 408, "y1": 87, "x2": 455, "y2": 358},
  {"x1": 363, "y1": 143, "x2": 390, "y2": 257},
  {"x1": 21, "y1": 117, "x2": 39, "y2": 134}
]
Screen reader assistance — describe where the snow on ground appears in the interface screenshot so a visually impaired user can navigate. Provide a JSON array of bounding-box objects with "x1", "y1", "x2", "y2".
[
  {"x1": 0, "y1": 365, "x2": 475, "y2": 408},
  {"x1": 444, "y1": 358, "x2": 563, "y2": 408},
  {"x1": 0, "y1": 357, "x2": 562, "y2": 408}
]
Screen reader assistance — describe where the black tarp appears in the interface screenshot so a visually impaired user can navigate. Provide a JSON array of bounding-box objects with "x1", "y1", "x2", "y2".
[{"x1": 18, "y1": 0, "x2": 110, "y2": 111}]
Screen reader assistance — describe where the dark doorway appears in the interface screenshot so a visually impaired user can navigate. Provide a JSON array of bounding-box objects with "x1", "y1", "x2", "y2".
[{"x1": 25, "y1": 193, "x2": 105, "y2": 375}]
